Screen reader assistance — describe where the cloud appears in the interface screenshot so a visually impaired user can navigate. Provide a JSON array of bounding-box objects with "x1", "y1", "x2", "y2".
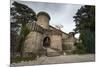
[{"x1": 10, "y1": 0, "x2": 82, "y2": 34}]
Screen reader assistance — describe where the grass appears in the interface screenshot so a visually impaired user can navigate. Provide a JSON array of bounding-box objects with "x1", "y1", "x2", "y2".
[{"x1": 11, "y1": 54, "x2": 37, "y2": 63}]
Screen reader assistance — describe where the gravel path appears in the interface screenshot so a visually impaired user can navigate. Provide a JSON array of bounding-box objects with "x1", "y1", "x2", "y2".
[{"x1": 11, "y1": 54, "x2": 95, "y2": 67}]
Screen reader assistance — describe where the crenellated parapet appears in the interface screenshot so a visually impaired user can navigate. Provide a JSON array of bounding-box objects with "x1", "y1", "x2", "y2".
[
  {"x1": 27, "y1": 22, "x2": 54, "y2": 35},
  {"x1": 50, "y1": 29, "x2": 62, "y2": 35},
  {"x1": 26, "y1": 22, "x2": 44, "y2": 34}
]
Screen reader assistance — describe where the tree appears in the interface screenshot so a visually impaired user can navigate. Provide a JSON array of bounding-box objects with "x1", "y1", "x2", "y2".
[
  {"x1": 73, "y1": 5, "x2": 95, "y2": 53},
  {"x1": 11, "y1": 1, "x2": 37, "y2": 25},
  {"x1": 55, "y1": 24, "x2": 63, "y2": 30},
  {"x1": 10, "y1": 1, "x2": 37, "y2": 54}
]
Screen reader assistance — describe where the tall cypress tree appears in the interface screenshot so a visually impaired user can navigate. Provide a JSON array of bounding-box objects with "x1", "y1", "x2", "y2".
[
  {"x1": 11, "y1": 1, "x2": 37, "y2": 54},
  {"x1": 73, "y1": 5, "x2": 95, "y2": 53}
]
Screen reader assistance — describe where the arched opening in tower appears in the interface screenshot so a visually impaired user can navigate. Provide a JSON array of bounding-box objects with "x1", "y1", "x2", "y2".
[{"x1": 43, "y1": 37, "x2": 50, "y2": 48}]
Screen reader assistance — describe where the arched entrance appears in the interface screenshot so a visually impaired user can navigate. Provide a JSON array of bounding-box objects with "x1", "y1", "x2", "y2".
[{"x1": 43, "y1": 37, "x2": 50, "y2": 48}]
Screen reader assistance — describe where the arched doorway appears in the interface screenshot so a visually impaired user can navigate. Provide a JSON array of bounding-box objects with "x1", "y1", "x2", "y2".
[{"x1": 43, "y1": 37, "x2": 50, "y2": 48}]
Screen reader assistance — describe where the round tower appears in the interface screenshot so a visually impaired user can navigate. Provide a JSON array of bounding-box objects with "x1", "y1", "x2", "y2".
[{"x1": 36, "y1": 11, "x2": 50, "y2": 29}]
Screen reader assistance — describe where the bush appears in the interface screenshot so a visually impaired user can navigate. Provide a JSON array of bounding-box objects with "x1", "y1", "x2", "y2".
[
  {"x1": 72, "y1": 49, "x2": 86, "y2": 54},
  {"x1": 11, "y1": 53, "x2": 37, "y2": 63},
  {"x1": 11, "y1": 56, "x2": 22, "y2": 63},
  {"x1": 73, "y1": 43, "x2": 86, "y2": 54}
]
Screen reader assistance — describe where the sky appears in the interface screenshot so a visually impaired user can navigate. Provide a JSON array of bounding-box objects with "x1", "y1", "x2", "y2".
[{"x1": 11, "y1": 0, "x2": 83, "y2": 38}]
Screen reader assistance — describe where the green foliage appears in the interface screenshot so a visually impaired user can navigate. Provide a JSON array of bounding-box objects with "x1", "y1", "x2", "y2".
[
  {"x1": 73, "y1": 5, "x2": 95, "y2": 53},
  {"x1": 73, "y1": 5, "x2": 95, "y2": 33},
  {"x1": 80, "y1": 30, "x2": 95, "y2": 53},
  {"x1": 11, "y1": 56, "x2": 22, "y2": 63},
  {"x1": 73, "y1": 43, "x2": 86, "y2": 54},
  {"x1": 10, "y1": 31, "x2": 21, "y2": 54},
  {"x1": 18, "y1": 25, "x2": 31, "y2": 53},
  {"x1": 10, "y1": 1, "x2": 36, "y2": 54},
  {"x1": 11, "y1": 54, "x2": 37, "y2": 63},
  {"x1": 11, "y1": 1, "x2": 37, "y2": 25},
  {"x1": 20, "y1": 25, "x2": 30, "y2": 39},
  {"x1": 73, "y1": 49, "x2": 86, "y2": 54}
]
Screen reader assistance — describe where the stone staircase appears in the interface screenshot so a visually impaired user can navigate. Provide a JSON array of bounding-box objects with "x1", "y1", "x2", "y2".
[{"x1": 46, "y1": 47, "x2": 62, "y2": 57}]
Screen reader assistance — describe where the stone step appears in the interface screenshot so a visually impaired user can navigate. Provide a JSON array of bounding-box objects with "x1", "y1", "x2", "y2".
[
  {"x1": 47, "y1": 48, "x2": 57, "y2": 52},
  {"x1": 47, "y1": 52, "x2": 61, "y2": 57}
]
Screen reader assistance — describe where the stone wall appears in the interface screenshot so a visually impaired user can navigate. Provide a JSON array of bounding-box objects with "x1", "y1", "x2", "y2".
[
  {"x1": 62, "y1": 33, "x2": 69, "y2": 39},
  {"x1": 22, "y1": 11, "x2": 76, "y2": 56},
  {"x1": 36, "y1": 14, "x2": 50, "y2": 29},
  {"x1": 63, "y1": 36, "x2": 76, "y2": 50},
  {"x1": 23, "y1": 31, "x2": 42, "y2": 54},
  {"x1": 50, "y1": 35, "x2": 62, "y2": 51}
]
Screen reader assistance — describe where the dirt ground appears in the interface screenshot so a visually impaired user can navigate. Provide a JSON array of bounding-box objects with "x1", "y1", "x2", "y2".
[{"x1": 11, "y1": 54, "x2": 95, "y2": 67}]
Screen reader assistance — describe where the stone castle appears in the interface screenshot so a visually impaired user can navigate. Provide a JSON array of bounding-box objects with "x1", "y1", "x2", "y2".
[{"x1": 23, "y1": 11, "x2": 76, "y2": 56}]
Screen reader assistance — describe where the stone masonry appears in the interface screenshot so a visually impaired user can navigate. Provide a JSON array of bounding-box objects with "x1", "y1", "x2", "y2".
[{"x1": 23, "y1": 11, "x2": 76, "y2": 56}]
